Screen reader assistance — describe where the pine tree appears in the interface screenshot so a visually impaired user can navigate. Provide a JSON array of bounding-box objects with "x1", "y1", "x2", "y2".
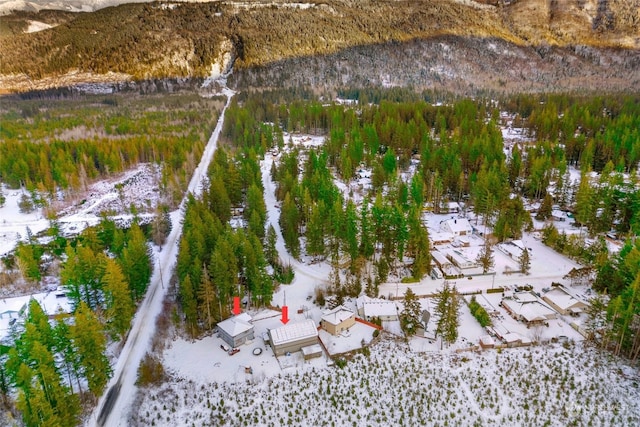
[
  {"x1": 14, "y1": 242, "x2": 41, "y2": 283},
  {"x1": 103, "y1": 258, "x2": 135, "y2": 340},
  {"x1": 400, "y1": 288, "x2": 422, "y2": 336},
  {"x1": 198, "y1": 265, "x2": 217, "y2": 330},
  {"x1": 279, "y1": 192, "x2": 300, "y2": 258},
  {"x1": 536, "y1": 192, "x2": 553, "y2": 221},
  {"x1": 265, "y1": 224, "x2": 278, "y2": 265},
  {"x1": 179, "y1": 275, "x2": 198, "y2": 337},
  {"x1": 120, "y1": 223, "x2": 152, "y2": 301},
  {"x1": 61, "y1": 244, "x2": 105, "y2": 311},
  {"x1": 306, "y1": 201, "x2": 326, "y2": 259},
  {"x1": 519, "y1": 247, "x2": 531, "y2": 275},
  {"x1": 476, "y1": 239, "x2": 495, "y2": 274},
  {"x1": 435, "y1": 282, "x2": 460, "y2": 346},
  {"x1": 70, "y1": 302, "x2": 111, "y2": 399}
]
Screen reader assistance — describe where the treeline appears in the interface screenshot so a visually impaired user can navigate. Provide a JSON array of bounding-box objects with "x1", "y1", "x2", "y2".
[
  {"x1": 504, "y1": 93, "x2": 640, "y2": 174},
  {"x1": 590, "y1": 239, "x2": 640, "y2": 360},
  {"x1": 176, "y1": 147, "x2": 273, "y2": 337},
  {"x1": 2, "y1": 218, "x2": 155, "y2": 425},
  {"x1": 0, "y1": 93, "x2": 223, "y2": 207}
]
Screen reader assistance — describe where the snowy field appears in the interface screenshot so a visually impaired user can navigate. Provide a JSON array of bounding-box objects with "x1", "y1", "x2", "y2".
[
  {"x1": 0, "y1": 163, "x2": 162, "y2": 259},
  {"x1": 132, "y1": 336, "x2": 640, "y2": 427}
]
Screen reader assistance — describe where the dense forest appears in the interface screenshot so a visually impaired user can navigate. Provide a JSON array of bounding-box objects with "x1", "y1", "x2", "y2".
[
  {"x1": 1, "y1": 218, "x2": 156, "y2": 425},
  {"x1": 214, "y1": 90, "x2": 639, "y2": 357},
  {"x1": 0, "y1": 92, "x2": 224, "y2": 210},
  {"x1": 175, "y1": 146, "x2": 275, "y2": 337}
]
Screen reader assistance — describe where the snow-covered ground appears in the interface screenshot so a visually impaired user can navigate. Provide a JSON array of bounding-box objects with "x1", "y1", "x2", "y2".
[
  {"x1": 132, "y1": 336, "x2": 640, "y2": 427},
  {"x1": 0, "y1": 163, "x2": 162, "y2": 259}
]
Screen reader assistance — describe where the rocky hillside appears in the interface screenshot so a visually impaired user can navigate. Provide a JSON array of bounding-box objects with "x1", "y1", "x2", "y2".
[{"x1": 0, "y1": 0, "x2": 638, "y2": 93}]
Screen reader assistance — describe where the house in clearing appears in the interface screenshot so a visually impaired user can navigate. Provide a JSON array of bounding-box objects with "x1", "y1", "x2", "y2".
[
  {"x1": 356, "y1": 296, "x2": 398, "y2": 321},
  {"x1": 268, "y1": 319, "x2": 319, "y2": 356},
  {"x1": 445, "y1": 249, "x2": 476, "y2": 270},
  {"x1": 501, "y1": 292, "x2": 556, "y2": 326},
  {"x1": 542, "y1": 286, "x2": 589, "y2": 316},
  {"x1": 440, "y1": 218, "x2": 473, "y2": 236},
  {"x1": 321, "y1": 305, "x2": 356, "y2": 336},
  {"x1": 217, "y1": 313, "x2": 254, "y2": 348}
]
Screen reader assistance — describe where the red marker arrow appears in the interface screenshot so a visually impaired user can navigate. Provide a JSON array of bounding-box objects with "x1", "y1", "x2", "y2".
[
  {"x1": 233, "y1": 296, "x2": 241, "y2": 315},
  {"x1": 281, "y1": 306, "x2": 289, "y2": 324}
]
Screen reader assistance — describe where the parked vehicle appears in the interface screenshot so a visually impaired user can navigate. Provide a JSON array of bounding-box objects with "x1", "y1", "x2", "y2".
[
  {"x1": 220, "y1": 344, "x2": 230, "y2": 352},
  {"x1": 228, "y1": 348, "x2": 240, "y2": 356}
]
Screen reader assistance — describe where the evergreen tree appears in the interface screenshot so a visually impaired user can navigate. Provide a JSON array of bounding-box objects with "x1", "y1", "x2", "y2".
[
  {"x1": 305, "y1": 201, "x2": 326, "y2": 259},
  {"x1": 179, "y1": 275, "x2": 198, "y2": 337},
  {"x1": 120, "y1": 223, "x2": 152, "y2": 301},
  {"x1": 536, "y1": 192, "x2": 553, "y2": 221},
  {"x1": 265, "y1": 225, "x2": 278, "y2": 265},
  {"x1": 476, "y1": 239, "x2": 495, "y2": 274},
  {"x1": 400, "y1": 288, "x2": 422, "y2": 336},
  {"x1": 103, "y1": 259, "x2": 135, "y2": 340},
  {"x1": 435, "y1": 282, "x2": 460, "y2": 346},
  {"x1": 518, "y1": 247, "x2": 531, "y2": 275},
  {"x1": 70, "y1": 302, "x2": 111, "y2": 399},
  {"x1": 198, "y1": 265, "x2": 217, "y2": 330},
  {"x1": 61, "y1": 244, "x2": 106, "y2": 311},
  {"x1": 151, "y1": 205, "x2": 172, "y2": 247},
  {"x1": 279, "y1": 192, "x2": 300, "y2": 259},
  {"x1": 14, "y1": 243, "x2": 41, "y2": 283},
  {"x1": 245, "y1": 183, "x2": 267, "y2": 239}
]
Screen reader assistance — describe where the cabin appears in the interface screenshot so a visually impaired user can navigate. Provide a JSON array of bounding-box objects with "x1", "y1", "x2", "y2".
[
  {"x1": 440, "y1": 218, "x2": 473, "y2": 236},
  {"x1": 217, "y1": 313, "x2": 255, "y2": 348},
  {"x1": 321, "y1": 305, "x2": 356, "y2": 336},
  {"x1": 542, "y1": 286, "x2": 589, "y2": 316}
]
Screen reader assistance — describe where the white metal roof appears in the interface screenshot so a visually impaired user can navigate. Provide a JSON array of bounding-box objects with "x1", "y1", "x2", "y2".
[
  {"x1": 217, "y1": 313, "x2": 253, "y2": 337},
  {"x1": 269, "y1": 319, "x2": 318, "y2": 346}
]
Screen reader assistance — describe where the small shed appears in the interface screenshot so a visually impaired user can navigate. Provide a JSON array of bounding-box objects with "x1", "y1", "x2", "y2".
[
  {"x1": 217, "y1": 313, "x2": 254, "y2": 348},
  {"x1": 479, "y1": 335, "x2": 495, "y2": 349},
  {"x1": 301, "y1": 344, "x2": 323, "y2": 360},
  {"x1": 269, "y1": 319, "x2": 319, "y2": 356},
  {"x1": 321, "y1": 305, "x2": 356, "y2": 336}
]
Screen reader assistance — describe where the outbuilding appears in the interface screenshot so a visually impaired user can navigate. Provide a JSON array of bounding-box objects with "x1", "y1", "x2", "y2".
[
  {"x1": 217, "y1": 313, "x2": 254, "y2": 348},
  {"x1": 268, "y1": 319, "x2": 319, "y2": 356}
]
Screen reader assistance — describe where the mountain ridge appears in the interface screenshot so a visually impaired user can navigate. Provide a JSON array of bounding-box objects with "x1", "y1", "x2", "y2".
[{"x1": 0, "y1": 0, "x2": 638, "y2": 93}]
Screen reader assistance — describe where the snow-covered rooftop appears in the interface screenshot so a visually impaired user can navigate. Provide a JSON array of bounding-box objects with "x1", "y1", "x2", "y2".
[
  {"x1": 543, "y1": 287, "x2": 588, "y2": 312},
  {"x1": 0, "y1": 291, "x2": 72, "y2": 340},
  {"x1": 357, "y1": 296, "x2": 398, "y2": 318},
  {"x1": 502, "y1": 296, "x2": 556, "y2": 323},
  {"x1": 441, "y1": 218, "x2": 472, "y2": 234},
  {"x1": 217, "y1": 312, "x2": 253, "y2": 337},
  {"x1": 269, "y1": 319, "x2": 318, "y2": 347},
  {"x1": 321, "y1": 305, "x2": 354, "y2": 326}
]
